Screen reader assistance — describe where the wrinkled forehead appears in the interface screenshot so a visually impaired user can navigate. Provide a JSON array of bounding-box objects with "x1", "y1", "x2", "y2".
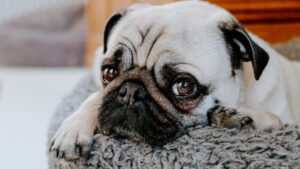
[{"x1": 103, "y1": 2, "x2": 233, "y2": 85}]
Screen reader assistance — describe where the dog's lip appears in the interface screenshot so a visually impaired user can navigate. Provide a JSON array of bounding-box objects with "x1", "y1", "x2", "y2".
[
  {"x1": 112, "y1": 125, "x2": 134, "y2": 136},
  {"x1": 110, "y1": 124, "x2": 144, "y2": 142},
  {"x1": 100, "y1": 120, "x2": 133, "y2": 136}
]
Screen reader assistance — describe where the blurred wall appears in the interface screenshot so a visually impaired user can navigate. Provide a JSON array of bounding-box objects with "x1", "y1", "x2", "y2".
[
  {"x1": 0, "y1": 0, "x2": 87, "y2": 23},
  {"x1": 0, "y1": 1, "x2": 87, "y2": 67}
]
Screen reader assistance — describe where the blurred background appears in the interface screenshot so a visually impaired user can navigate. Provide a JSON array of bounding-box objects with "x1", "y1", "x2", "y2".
[{"x1": 0, "y1": 0, "x2": 299, "y2": 168}]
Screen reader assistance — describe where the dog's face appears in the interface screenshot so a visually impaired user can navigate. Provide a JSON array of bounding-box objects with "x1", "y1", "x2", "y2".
[{"x1": 95, "y1": 1, "x2": 269, "y2": 145}]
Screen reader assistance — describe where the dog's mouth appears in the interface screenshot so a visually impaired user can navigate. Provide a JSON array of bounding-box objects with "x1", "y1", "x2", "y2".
[
  {"x1": 98, "y1": 97, "x2": 183, "y2": 146},
  {"x1": 102, "y1": 120, "x2": 138, "y2": 139}
]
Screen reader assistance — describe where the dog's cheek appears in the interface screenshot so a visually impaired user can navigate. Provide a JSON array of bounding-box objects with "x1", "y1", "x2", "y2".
[
  {"x1": 174, "y1": 99, "x2": 201, "y2": 112},
  {"x1": 177, "y1": 96, "x2": 216, "y2": 127},
  {"x1": 190, "y1": 95, "x2": 216, "y2": 116}
]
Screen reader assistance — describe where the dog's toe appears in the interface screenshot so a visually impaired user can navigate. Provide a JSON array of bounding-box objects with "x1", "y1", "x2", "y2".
[
  {"x1": 51, "y1": 133, "x2": 84, "y2": 161},
  {"x1": 57, "y1": 151, "x2": 64, "y2": 159},
  {"x1": 50, "y1": 135, "x2": 81, "y2": 161},
  {"x1": 76, "y1": 130, "x2": 94, "y2": 156},
  {"x1": 241, "y1": 117, "x2": 253, "y2": 125},
  {"x1": 53, "y1": 149, "x2": 59, "y2": 158},
  {"x1": 50, "y1": 132, "x2": 64, "y2": 153},
  {"x1": 59, "y1": 136, "x2": 79, "y2": 160},
  {"x1": 49, "y1": 122, "x2": 94, "y2": 161},
  {"x1": 209, "y1": 106, "x2": 254, "y2": 129}
]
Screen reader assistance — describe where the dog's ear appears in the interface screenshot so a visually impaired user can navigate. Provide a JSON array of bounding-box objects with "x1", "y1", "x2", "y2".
[
  {"x1": 103, "y1": 3, "x2": 151, "y2": 53},
  {"x1": 220, "y1": 21, "x2": 269, "y2": 80},
  {"x1": 103, "y1": 9, "x2": 126, "y2": 53}
]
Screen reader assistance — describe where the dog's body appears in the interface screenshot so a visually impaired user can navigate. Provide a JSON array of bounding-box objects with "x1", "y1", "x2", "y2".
[
  {"x1": 238, "y1": 35, "x2": 300, "y2": 124},
  {"x1": 49, "y1": 1, "x2": 300, "y2": 160}
]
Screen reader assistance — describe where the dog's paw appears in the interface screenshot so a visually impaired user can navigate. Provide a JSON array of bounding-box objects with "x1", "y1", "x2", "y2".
[
  {"x1": 49, "y1": 113, "x2": 94, "y2": 161},
  {"x1": 208, "y1": 106, "x2": 254, "y2": 129}
]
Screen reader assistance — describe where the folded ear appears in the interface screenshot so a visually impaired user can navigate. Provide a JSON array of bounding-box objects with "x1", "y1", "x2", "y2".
[
  {"x1": 220, "y1": 21, "x2": 269, "y2": 80},
  {"x1": 103, "y1": 3, "x2": 151, "y2": 53},
  {"x1": 103, "y1": 9, "x2": 126, "y2": 53}
]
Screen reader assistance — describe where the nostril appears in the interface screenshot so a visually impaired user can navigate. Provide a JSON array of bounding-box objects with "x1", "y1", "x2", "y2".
[
  {"x1": 119, "y1": 87, "x2": 127, "y2": 97},
  {"x1": 136, "y1": 89, "x2": 147, "y2": 100}
]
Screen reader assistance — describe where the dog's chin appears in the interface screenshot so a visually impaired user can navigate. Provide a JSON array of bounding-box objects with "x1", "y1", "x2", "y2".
[
  {"x1": 107, "y1": 123, "x2": 143, "y2": 143},
  {"x1": 98, "y1": 98, "x2": 182, "y2": 146}
]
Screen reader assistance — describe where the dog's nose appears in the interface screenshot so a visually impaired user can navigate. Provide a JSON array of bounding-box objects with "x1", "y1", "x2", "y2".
[{"x1": 119, "y1": 81, "x2": 147, "y2": 104}]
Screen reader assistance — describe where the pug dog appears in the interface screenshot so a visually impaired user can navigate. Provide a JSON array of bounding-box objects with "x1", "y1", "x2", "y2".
[{"x1": 49, "y1": 1, "x2": 300, "y2": 160}]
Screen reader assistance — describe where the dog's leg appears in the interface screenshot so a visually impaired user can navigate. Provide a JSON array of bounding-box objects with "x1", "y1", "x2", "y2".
[
  {"x1": 49, "y1": 91, "x2": 101, "y2": 161},
  {"x1": 208, "y1": 106, "x2": 283, "y2": 130}
]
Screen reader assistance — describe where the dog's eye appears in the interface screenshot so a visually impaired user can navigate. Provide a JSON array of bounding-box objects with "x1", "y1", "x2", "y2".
[
  {"x1": 103, "y1": 68, "x2": 118, "y2": 84},
  {"x1": 172, "y1": 80, "x2": 195, "y2": 96}
]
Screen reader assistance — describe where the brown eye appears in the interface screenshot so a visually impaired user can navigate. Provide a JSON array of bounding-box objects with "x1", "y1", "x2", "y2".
[
  {"x1": 172, "y1": 80, "x2": 195, "y2": 96},
  {"x1": 103, "y1": 68, "x2": 118, "y2": 84}
]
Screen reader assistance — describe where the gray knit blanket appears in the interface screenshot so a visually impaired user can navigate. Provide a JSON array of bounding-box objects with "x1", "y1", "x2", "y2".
[{"x1": 48, "y1": 39, "x2": 300, "y2": 168}]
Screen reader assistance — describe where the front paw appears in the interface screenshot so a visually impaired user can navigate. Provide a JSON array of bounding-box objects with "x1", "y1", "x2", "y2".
[
  {"x1": 208, "y1": 106, "x2": 254, "y2": 129},
  {"x1": 49, "y1": 114, "x2": 94, "y2": 161}
]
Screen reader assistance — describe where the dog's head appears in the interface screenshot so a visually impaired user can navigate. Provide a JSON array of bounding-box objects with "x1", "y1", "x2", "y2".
[{"x1": 95, "y1": 1, "x2": 269, "y2": 146}]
